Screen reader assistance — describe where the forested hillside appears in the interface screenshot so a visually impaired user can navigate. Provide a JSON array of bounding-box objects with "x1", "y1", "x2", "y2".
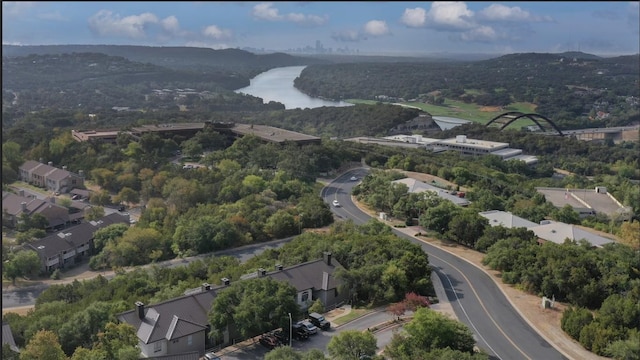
[
  {"x1": 2, "y1": 44, "x2": 329, "y2": 75},
  {"x1": 294, "y1": 52, "x2": 640, "y2": 130},
  {"x1": 1, "y1": 52, "x2": 284, "y2": 116}
]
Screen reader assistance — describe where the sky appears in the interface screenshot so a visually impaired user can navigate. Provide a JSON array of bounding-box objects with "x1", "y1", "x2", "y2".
[{"x1": 2, "y1": 1, "x2": 639, "y2": 56}]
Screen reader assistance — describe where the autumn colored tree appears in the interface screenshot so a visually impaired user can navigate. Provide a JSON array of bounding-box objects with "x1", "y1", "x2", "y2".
[{"x1": 20, "y1": 330, "x2": 68, "y2": 360}]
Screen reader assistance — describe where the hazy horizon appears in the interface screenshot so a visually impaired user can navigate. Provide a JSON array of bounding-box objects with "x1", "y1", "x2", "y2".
[{"x1": 3, "y1": 2, "x2": 639, "y2": 57}]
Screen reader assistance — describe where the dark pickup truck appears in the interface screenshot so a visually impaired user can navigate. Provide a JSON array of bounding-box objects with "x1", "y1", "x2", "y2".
[{"x1": 308, "y1": 312, "x2": 331, "y2": 331}]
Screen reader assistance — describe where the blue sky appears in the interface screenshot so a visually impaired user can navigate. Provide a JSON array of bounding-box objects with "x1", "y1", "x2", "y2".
[{"x1": 3, "y1": 1, "x2": 639, "y2": 56}]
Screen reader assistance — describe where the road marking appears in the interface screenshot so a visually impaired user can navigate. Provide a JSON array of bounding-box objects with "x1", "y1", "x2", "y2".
[
  {"x1": 430, "y1": 253, "x2": 531, "y2": 359},
  {"x1": 432, "y1": 266, "x2": 501, "y2": 358},
  {"x1": 321, "y1": 170, "x2": 532, "y2": 360}
]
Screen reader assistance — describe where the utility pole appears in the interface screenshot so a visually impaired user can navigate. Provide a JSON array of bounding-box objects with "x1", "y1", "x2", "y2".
[{"x1": 288, "y1": 313, "x2": 292, "y2": 347}]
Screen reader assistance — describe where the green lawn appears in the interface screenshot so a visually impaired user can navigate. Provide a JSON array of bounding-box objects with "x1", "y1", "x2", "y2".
[
  {"x1": 331, "y1": 308, "x2": 371, "y2": 326},
  {"x1": 346, "y1": 97, "x2": 541, "y2": 129}
]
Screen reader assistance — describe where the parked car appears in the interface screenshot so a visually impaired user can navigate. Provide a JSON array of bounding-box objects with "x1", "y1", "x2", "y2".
[
  {"x1": 259, "y1": 333, "x2": 281, "y2": 349},
  {"x1": 308, "y1": 312, "x2": 331, "y2": 331},
  {"x1": 291, "y1": 323, "x2": 310, "y2": 340},
  {"x1": 350, "y1": 176, "x2": 358, "y2": 181},
  {"x1": 204, "y1": 351, "x2": 221, "y2": 360},
  {"x1": 332, "y1": 199, "x2": 340, "y2": 207},
  {"x1": 298, "y1": 320, "x2": 318, "y2": 335},
  {"x1": 272, "y1": 329, "x2": 289, "y2": 345}
]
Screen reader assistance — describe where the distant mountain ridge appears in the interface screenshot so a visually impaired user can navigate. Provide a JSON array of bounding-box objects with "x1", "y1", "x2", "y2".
[{"x1": 1, "y1": 45, "x2": 330, "y2": 74}]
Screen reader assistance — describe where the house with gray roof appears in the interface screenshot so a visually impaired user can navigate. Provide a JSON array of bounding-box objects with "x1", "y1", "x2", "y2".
[
  {"x1": 530, "y1": 220, "x2": 615, "y2": 248},
  {"x1": 25, "y1": 212, "x2": 130, "y2": 272},
  {"x1": 2, "y1": 190, "x2": 70, "y2": 230},
  {"x1": 19, "y1": 160, "x2": 84, "y2": 194},
  {"x1": 478, "y1": 210, "x2": 616, "y2": 248},
  {"x1": 479, "y1": 210, "x2": 539, "y2": 229},
  {"x1": 118, "y1": 253, "x2": 346, "y2": 358},
  {"x1": 2, "y1": 322, "x2": 20, "y2": 354},
  {"x1": 392, "y1": 178, "x2": 470, "y2": 207}
]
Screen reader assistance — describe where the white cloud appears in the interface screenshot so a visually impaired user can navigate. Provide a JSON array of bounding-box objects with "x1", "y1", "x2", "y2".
[
  {"x1": 427, "y1": 2, "x2": 475, "y2": 30},
  {"x1": 252, "y1": 2, "x2": 327, "y2": 26},
  {"x1": 477, "y1": 4, "x2": 552, "y2": 22},
  {"x1": 185, "y1": 41, "x2": 230, "y2": 50},
  {"x1": 202, "y1": 25, "x2": 232, "y2": 40},
  {"x1": 161, "y1": 16, "x2": 181, "y2": 34},
  {"x1": 2, "y1": 40, "x2": 24, "y2": 45},
  {"x1": 401, "y1": 2, "x2": 475, "y2": 31},
  {"x1": 2, "y1": 2, "x2": 35, "y2": 16},
  {"x1": 460, "y1": 26, "x2": 498, "y2": 42},
  {"x1": 364, "y1": 20, "x2": 390, "y2": 37},
  {"x1": 252, "y1": 2, "x2": 282, "y2": 21},
  {"x1": 401, "y1": 7, "x2": 427, "y2": 28},
  {"x1": 88, "y1": 10, "x2": 159, "y2": 39}
]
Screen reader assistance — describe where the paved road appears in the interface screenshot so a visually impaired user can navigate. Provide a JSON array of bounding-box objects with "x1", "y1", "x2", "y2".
[
  {"x1": 2, "y1": 238, "x2": 293, "y2": 309},
  {"x1": 321, "y1": 167, "x2": 566, "y2": 360}
]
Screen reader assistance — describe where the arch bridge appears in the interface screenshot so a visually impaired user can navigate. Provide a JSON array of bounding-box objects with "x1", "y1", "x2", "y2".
[{"x1": 486, "y1": 111, "x2": 563, "y2": 136}]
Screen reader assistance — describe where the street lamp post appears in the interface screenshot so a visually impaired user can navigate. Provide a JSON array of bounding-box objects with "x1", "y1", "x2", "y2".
[{"x1": 288, "y1": 312, "x2": 292, "y2": 347}]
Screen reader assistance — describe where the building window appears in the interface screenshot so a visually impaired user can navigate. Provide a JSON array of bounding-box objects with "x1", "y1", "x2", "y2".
[
  {"x1": 154, "y1": 342, "x2": 161, "y2": 353},
  {"x1": 301, "y1": 291, "x2": 309, "y2": 303},
  {"x1": 187, "y1": 335, "x2": 193, "y2": 346}
]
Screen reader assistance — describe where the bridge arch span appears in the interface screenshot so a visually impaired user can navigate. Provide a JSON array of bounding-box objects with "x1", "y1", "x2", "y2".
[{"x1": 486, "y1": 112, "x2": 563, "y2": 136}]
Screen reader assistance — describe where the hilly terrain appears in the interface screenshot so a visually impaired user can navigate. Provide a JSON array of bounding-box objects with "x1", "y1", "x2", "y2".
[{"x1": 2, "y1": 45, "x2": 329, "y2": 75}]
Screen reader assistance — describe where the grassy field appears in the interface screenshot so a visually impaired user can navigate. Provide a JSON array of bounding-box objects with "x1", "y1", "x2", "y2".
[
  {"x1": 331, "y1": 308, "x2": 372, "y2": 326},
  {"x1": 346, "y1": 98, "x2": 540, "y2": 129}
]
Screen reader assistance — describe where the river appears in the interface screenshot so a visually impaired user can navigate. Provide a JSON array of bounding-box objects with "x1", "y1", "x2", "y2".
[{"x1": 235, "y1": 65, "x2": 354, "y2": 110}]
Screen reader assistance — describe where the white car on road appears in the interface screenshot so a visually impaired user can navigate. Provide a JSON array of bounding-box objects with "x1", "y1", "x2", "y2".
[{"x1": 332, "y1": 200, "x2": 340, "y2": 207}]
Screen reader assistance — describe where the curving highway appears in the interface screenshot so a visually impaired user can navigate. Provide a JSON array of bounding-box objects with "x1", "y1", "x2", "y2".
[{"x1": 321, "y1": 167, "x2": 566, "y2": 360}]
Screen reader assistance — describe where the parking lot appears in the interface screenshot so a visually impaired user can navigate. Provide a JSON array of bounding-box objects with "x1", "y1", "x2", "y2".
[{"x1": 213, "y1": 328, "x2": 335, "y2": 360}]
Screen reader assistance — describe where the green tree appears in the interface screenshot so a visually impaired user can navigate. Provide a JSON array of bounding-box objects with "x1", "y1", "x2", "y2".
[
  {"x1": 2, "y1": 343, "x2": 19, "y2": 360},
  {"x1": 386, "y1": 307, "x2": 475, "y2": 357},
  {"x1": 446, "y1": 210, "x2": 488, "y2": 247},
  {"x1": 4, "y1": 250, "x2": 41, "y2": 284},
  {"x1": 93, "y1": 322, "x2": 139, "y2": 360},
  {"x1": 265, "y1": 210, "x2": 297, "y2": 239},
  {"x1": 553, "y1": 204, "x2": 581, "y2": 225},
  {"x1": 604, "y1": 329, "x2": 640, "y2": 360},
  {"x1": 2, "y1": 141, "x2": 24, "y2": 170},
  {"x1": 114, "y1": 187, "x2": 139, "y2": 206},
  {"x1": 85, "y1": 206, "x2": 106, "y2": 221},
  {"x1": 308, "y1": 299, "x2": 325, "y2": 314},
  {"x1": 420, "y1": 201, "x2": 460, "y2": 234},
  {"x1": 20, "y1": 329, "x2": 68, "y2": 360},
  {"x1": 561, "y1": 307, "x2": 594, "y2": 340},
  {"x1": 93, "y1": 223, "x2": 129, "y2": 253},
  {"x1": 327, "y1": 330, "x2": 377, "y2": 360},
  {"x1": 209, "y1": 277, "x2": 300, "y2": 341}
]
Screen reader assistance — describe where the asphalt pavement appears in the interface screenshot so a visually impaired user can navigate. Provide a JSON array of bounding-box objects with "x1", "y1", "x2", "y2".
[{"x1": 322, "y1": 167, "x2": 566, "y2": 360}]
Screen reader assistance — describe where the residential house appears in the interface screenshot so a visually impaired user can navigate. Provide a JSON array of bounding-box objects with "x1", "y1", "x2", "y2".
[
  {"x1": 2, "y1": 322, "x2": 20, "y2": 354},
  {"x1": 2, "y1": 190, "x2": 69, "y2": 230},
  {"x1": 268, "y1": 252, "x2": 347, "y2": 311},
  {"x1": 25, "y1": 212, "x2": 130, "y2": 272},
  {"x1": 392, "y1": 178, "x2": 470, "y2": 207},
  {"x1": 19, "y1": 160, "x2": 85, "y2": 194},
  {"x1": 530, "y1": 220, "x2": 615, "y2": 248},
  {"x1": 479, "y1": 210, "x2": 616, "y2": 248},
  {"x1": 478, "y1": 210, "x2": 539, "y2": 229},
  {"x1": 118, "y1": 253, "x2": 346, "y2": 358}
]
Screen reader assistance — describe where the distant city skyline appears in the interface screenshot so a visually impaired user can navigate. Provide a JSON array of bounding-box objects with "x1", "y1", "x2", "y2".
[{"x1": 3, "y1": 2, "x2": 639, "y2": 56}]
